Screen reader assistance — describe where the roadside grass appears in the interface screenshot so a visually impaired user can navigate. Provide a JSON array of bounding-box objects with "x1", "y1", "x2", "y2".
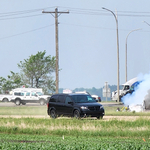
[
  {"x1": 1, "y1": 104, "x2": 150, "y2": 116},
  {"x1": 0, "y1": 106, "x2": 47, "y2": 115},
  {"x1": 104, "y1": 105, "x2": 150, "y2": 116},
  {"x1": 0, "y1": 117, "x2": 150, "y2": 138}
]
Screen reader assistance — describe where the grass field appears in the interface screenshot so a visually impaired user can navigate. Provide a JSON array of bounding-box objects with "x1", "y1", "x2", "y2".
[
  {"x1": 0, "y1": 133, "x2": 150, "y2": 149},
  {"x1": 0, "y1": 102, "x2": 150, "y2": 149}
]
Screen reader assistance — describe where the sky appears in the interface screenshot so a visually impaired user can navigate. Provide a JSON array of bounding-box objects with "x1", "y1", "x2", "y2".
[{"x1": 1, "y1": 1, "x2": 150, "y2": 90}]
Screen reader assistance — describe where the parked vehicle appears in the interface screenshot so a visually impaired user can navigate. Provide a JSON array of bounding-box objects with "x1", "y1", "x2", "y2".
[
  {"x1": 11, "y1": 90, "x2": 50, "y2": 105},
  {"x1": 75, "y1": 91, "x2": 101, "y2": 102},
  {"x1": 91, "y1": 95, "x2": 101, "y2": 102},
  {"x1": 10, "y1": 88, "x2": 50, "y2": 105},
  {"x1": 47, "y1": 93, "x2": 105, "y2": 119},
  {"x1": 0, "y1": 88, "x2": 49, "y2": 103}
]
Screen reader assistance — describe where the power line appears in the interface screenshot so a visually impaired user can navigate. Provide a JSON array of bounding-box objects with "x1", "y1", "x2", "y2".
[
  {"x1": 60, "y1": 22, "x2": 150, "y2": 32},
  {"x1": 2, "y1": 11, "x2": 150, "y2": 20},
  {"x1": 0, "y1": 6, "x2": 55, "y2": 16},
  {"x1": 1, "y1": 6, "x2": 150, "y2": 20},
  {"x1": 0, "y1": 6, "x2": 55, "y2": 20},
  {"x1": 70, "y1": 11, "x2": 150, "y2": 17},
  {"x1": 0, "y1": 24, "x2": 54, "y2": 40},
  {"x1": 0, "y1": 14, "x2": 43, "y2": 20},
  {"x1": 0, "y1": 22, "x2": 149, "y2": 41},
  {"x1": 59, "y1": 6, "x2": 150, "y2": 14},
  {"x1": 57, "y1": 6, "x2": 150, "y2": 17},
  {"x1": 0, "y1": 6, "x2": 150, "y2": 41}
]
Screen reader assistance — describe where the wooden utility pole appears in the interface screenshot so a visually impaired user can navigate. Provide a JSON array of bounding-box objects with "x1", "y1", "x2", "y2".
[{"x1": 42, "y1": 8, "x2": 69, "y2": 93}]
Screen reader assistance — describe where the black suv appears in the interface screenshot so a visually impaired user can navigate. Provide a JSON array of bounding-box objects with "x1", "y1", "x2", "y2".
[{"x1": 47, "y1": 93, "x2": 105, "y2": 119}]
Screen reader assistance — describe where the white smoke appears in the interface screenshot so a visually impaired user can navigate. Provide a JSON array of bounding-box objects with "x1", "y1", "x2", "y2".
[{"x1": 122, "y1": 72, "x2": 150, "y2": 107}]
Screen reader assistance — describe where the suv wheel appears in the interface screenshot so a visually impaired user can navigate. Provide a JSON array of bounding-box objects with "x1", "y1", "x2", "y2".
[
  {"x1": 50, "y1": 109, "x2": 57, "y2": 119},
  {"x1": 15, "y1": 99, "x2": 21, "y2": 105},
  {"x1": 73, "y1": 110, "x2": 80, "y2": 119}
]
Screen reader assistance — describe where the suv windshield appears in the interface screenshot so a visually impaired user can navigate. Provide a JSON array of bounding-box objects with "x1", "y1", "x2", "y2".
[{"x1": 71, "y1": 95, "x2": 96, "y2": 103}]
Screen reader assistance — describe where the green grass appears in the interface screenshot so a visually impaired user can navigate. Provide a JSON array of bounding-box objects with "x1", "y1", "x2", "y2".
[
  {"x1": 0, "y1": 117, "x2": 150, "y2": 138},
  {"x1": 1, "y1": 103, "x2": 150, "y2": 116},
  {"x1": 0, "y1": 133, "x2": 150, "y2": 150},
  {"x1": 0, "y1": 106, "x2": 47, "y2": 115}
]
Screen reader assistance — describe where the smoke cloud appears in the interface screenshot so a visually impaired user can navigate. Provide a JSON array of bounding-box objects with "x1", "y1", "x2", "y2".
[{"x1": 122, "y1": 72, "x2": 150, "y2": 107}]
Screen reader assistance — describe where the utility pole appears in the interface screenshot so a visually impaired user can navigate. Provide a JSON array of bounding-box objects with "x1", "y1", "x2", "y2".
[{"x1": 42, "y1": 8, "x2": 69, "y2": 93}]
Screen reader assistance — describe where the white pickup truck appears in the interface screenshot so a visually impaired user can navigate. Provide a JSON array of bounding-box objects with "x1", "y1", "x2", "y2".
[
  {"x1": 11, "y1": 88, "x2": 50, "y2": 105},
  {"x1": 0, "y1": 88, "x2": 50, "y2": 105}
]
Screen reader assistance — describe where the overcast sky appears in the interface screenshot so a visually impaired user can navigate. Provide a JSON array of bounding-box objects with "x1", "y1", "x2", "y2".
[{"x1": 0, "y1": 1, "x2": 150, "y2": 90}]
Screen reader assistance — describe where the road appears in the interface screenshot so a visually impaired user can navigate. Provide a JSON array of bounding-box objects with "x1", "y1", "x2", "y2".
[
  {"x1": 0, "y1": 102, "x2": 123, "y2": 107},
  {"x1": 0, "y1": 102, "x2": 46, "y2": 107}
]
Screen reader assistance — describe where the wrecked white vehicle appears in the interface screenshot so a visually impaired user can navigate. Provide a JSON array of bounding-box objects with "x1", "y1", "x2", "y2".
[{"x1": 111, "y1": 78, "x2": 138, "y2": 102}]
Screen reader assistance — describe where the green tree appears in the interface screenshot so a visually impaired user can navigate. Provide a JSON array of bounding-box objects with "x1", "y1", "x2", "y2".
[
  {"x1": 0, "y1": 77, "x2": 6, "y2": 93},
  {"x1": 0, "y1": 71, "x2": 22, "y2": 93},
  {"x1": 18, "y1": 50, "x2": 56, "y2": 93}
]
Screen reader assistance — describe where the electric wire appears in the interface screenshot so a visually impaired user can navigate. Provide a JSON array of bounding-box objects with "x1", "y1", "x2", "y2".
[
  {"x1": 0, "y1": 6, "x2": 150, "y2": 20},
  {"x1": 0, "y1": 6, "x2": 150, "y2": 40},
  {"x1": 60, "y1": 22, "x2": 150, "y2": 33},
  {"x1": 0, "y1": 6, "x2": 55, "y2": 16},
  {"x1": 0, "y1": 14, "x2": 45, "y2": 20},
  {"x1": 0, "y1": 24, "x2": 54, "y2": 40},
  {"x1": 0, "y1": 6, "x2": 55, "y2": 20},
  {"x1": 56, "y1": 6, "x2": 150, "y2": 17}
]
